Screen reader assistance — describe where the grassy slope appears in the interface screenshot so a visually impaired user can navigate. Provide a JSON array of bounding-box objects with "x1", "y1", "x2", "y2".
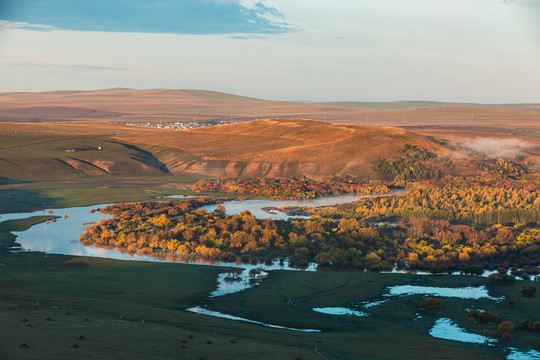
[
  {"x1": 1, "y1": 118, "x2": 470, "y2": 181},
  {"x1": 0, "y1": 122, "x2": 169, "y2": 181},
  {"x1": 115, "y1": 118, "x2": 467, "y2": 178},
  {"x1": 0, "y1": 121, "x2": 201, "y2": 212}
]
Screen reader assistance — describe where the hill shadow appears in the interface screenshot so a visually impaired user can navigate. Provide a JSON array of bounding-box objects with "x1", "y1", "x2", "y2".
[{"x1": 0, "y1": 184, "x2": 61, "y2": 214}]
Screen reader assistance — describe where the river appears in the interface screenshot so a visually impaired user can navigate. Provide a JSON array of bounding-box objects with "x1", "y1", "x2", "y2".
[{"x1": 1, "y1": 191, "x2": 400, "y2": 260}]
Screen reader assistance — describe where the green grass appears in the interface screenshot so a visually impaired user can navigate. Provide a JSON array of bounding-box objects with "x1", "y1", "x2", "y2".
[
  {"x1": 206, "y1": 270, "x2": 540, "y2": 359},
  {"x1": 1, "y1": 214, "x2": 538, "y2": 359},
  {"x1": 0, "y1": 174, "x2": 210, "y2": 214},
  {"x1": 0, "y1": 134, "x2": 171, "y2": 181},
  {"x1": 0, "y1": 219, "x2": 320, "y2": 359}
]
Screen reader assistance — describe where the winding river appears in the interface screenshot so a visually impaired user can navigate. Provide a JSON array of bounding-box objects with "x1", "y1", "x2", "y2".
[{"x1": 1, "y1": 191, "x2": 400, "y2": 261}]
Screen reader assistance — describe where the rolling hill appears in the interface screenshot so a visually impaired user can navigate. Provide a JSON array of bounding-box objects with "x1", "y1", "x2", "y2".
[
  {"x1": 0, "y1": 118, "x2": 477, "y2": 182},
  {"x1": 113, "y1": 118, "x2": 477, "y2": 178},
  {"x1": 1, "y1": 89, "x2": 539, "y2": 138}
]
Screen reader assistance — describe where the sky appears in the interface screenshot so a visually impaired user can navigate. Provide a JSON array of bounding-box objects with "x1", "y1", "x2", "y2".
[{"x1": 0, "y1": 0, "x2": 539, "y2": 102}]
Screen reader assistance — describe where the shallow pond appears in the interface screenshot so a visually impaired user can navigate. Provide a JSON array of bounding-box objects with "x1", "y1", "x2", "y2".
[
  {"x1": 429, "y1": 318, "x2": 540, "y2": 360},
  {"x1": 360, "y1": 285, "x2": 502, "y2": 309},
  {"x1": 429, "y1": 318, "x2": 494, "y2": 344},
  {"x1": 506, "y1": 349, "x2": 540, "y2": 360},
  {"x1": 185, "y1": 306, "x2": 321, "y2": 332},
  {"x1": 312, "y1": 307, "x2": 368, "y2": 317},
  {"x1": 210, "y1": 261, "x2": 316, "y2": 297},
  {"x1": 385, "y1": 285, "x2": 500, "y2": 300}
]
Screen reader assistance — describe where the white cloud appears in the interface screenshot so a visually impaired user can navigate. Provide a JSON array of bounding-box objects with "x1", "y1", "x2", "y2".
[{"x1": 0, "y1": 20, "x2": 55, "y2": 31}]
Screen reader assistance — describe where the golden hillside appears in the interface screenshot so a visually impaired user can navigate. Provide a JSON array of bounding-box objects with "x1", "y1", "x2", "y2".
[{"x1": 114, "y1": 119, "x2": 467, "y2": 178}]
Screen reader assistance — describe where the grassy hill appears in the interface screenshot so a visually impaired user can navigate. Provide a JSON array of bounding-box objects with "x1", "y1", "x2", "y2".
[
  {"x1": 0, "y1": 119, "x2": 471, "y2": 182},
  {"x1": 0, "y1": 122, "x2": 170, "y2": 182},
  {"x1": 114, "y1": 119, "x2": 474, "y2": 178},
  {"x1": 2, "y1": 118, "x2": 538, "y2": 184}
]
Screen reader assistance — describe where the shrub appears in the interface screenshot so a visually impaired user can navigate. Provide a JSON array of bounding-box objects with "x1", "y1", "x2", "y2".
[
  {"x1": 533, "y1": 321, "x2": 540, "y2": 332},
  {"x1": 467, "y1": 309, "x2": 479, "y2": 318},
  {"x1": 508, "y1": 299, "x2": 517, "y2": 307},
  {"x1": 476, "y1": 311, "x2": 498, "y2": 324},
  {"x1": 520, "y1": 285, "x2": 536, "y2": 297},
  {"x1": 488, "y1": 330, "x2": 503, "y2": 340},
  {"x1": 498, "y1": 321, "x2": 514, "y2": 332},
  {"x1": 419, "y1": 297, "x2": 441, "y2": 309},
  {"x1": 501, "y1": 332, "x2": 512, "y2": 342},
  {"x1": 462, "y1": 264, "x2": 483, "y2": 276},
  {"x1": 518, "y1": 320, "x2": 533, "y2": 330},
  {"x1": 488, "y1": 273, "x2": 515, "y2": 285}
]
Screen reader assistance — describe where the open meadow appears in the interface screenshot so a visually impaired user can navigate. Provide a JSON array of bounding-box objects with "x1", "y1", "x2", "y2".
[{"x1": 2, "y1": 217, "x2": 539, "y2": 360}]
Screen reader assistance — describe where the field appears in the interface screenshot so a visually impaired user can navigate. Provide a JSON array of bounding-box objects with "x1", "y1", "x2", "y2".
[
  {"x1": 2, "y1": 218, "x2": 539, "y2": 360},
  {"x1": 1, "y1": 90, "x2": 539, "y2": 137}
]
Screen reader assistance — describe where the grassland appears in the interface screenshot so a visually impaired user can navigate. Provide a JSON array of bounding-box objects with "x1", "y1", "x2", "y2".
[
  {"x1": 0, "y1": 219, "x2": 318, "y2": 360},
  {"x1": 1, "y1": 89, "x2": 539, "y2": 136},
  {"x1": 113, "y1": 118, "x2": 486, "y2": 178},
  {"x1": 2, "y1": 216, "x2": 538, "y2": 359},
  {"x1": 0, "y1": 118, "x2": 486, "y2": 184}
]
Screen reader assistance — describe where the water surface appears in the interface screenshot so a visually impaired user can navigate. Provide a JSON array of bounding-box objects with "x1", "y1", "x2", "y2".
[
  {"x1": 201, "y1": 190, "x2": 404, "y2": 220},
  {"x1": 429, "y1": 318, "x2": 494, "y2": 344},
  {"x1": 312, "y1": 307, "x2": 368, "y2": 317},
  {"x1": 186, "y1": 306, "x2": 321, "y2": 332}
]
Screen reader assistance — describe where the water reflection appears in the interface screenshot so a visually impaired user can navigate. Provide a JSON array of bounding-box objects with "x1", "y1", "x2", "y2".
[
  {"x1": 200, "y1": 190, "x2": 404, "y2": 220},
  {"x1": 186, "y1": 306, "x2": 321, "y2": 332},
  {"x1": 386, "y1": 285, "x2": 500, "y2": 300},
  {"x1": 211, "y1": 262, "x2": 316, "y2": 297},
  {"x1": 429, "y1": 318, "x2": 540, "y2": 360},
  {"x1": 361, "y1": 285, "x2": 500, "y2": 309},
  {"x1": 506, "y1": 348, "x2": 540, "y2": 360},
  {"x1": 7, "y1": 205, "x2": 113, "y2": 255},
  {"x1": 429, "y1": 318, "x2": 494, "y2": 344},
  {"x1": 312, "y1": 307, "x2": 368, "y2": 317}
]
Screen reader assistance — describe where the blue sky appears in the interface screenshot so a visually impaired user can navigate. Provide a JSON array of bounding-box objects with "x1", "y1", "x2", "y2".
[
  {"x1": 0, "y1": 0, "x2": 539, "y2": 102},
  {"x1": 0, "y1": 0, "x2": 290, "y2": 34}
]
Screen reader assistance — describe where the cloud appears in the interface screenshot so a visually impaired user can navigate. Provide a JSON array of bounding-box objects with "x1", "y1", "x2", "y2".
[
  {"x1": 0, "y1": 0, "x2": 292, "y2": 34},
  {"x1": 502, "y1": 0, "x2": 540, "y2": 5},
  {"x1": 0, "y1": 20, "x2": 55, "y2": 30},
  {"x1": 0, "y1": 58, "x2": 126, "y2": 73},
  {"x1": 462, "y1": 137, "x2": 537, "y2": 158}
]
